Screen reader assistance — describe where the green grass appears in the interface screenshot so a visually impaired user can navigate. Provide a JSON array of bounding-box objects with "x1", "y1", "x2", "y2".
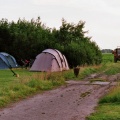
[
  {"x1": 0, "y1": 69, "x2": 66, "y2": 107},
  {"x1": 80, "y1": 67, "x2": 97, "y2": 78},
  {"x1": 0, "y1": 67, "x2": 99, "y2": 107},
  {"x1": 93, "y1": 53, "x2": 119, "y2": 74},
  {"x1": 99, "y1": 85, "x2": 120, "y2": 104},
  {"x1": 98, "y1": 62, "x2": 120, "y2": 75},
  {"x1": 102, "y1": 53, "x2": 114, "y2": 63},
  {"x1": 87, "y1": 104, "x2": 120, "y2": 120}
]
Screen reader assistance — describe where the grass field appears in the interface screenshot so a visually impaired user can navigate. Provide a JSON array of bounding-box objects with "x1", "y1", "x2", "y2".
[
  {"x1": 1, "y1": 53, "x2": 120, "y2": 120},
  {"x1": 0, "y1": 66, "x2": 98, "y2": 108},
  {"x1": 102, "y1": 53, "x2": 114, "y2": 63},
  {"x1": 0, "y1": 69, "x2": 68, "y2": 107}
]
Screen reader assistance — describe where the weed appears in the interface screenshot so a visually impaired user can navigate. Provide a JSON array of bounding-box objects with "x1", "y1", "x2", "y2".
[
  {"x1": 90, "y1": 78, "x2": 107, "y2": 83},
  {"x1": 80, "y1": 91, "x2": 91, "y2": 98}
]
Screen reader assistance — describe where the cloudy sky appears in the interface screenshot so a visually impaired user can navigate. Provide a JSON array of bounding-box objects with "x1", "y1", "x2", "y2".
[{"x1": 0, "y1": 0, "x2": 120, "y2": 50}]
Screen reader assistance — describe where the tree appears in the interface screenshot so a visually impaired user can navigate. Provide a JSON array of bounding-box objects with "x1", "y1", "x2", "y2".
[
  {"x1": 0, "y1": 17, "x2": 102, "y2": 67},
  {"x1": 53, "y1": 18, "x2": 102, "y2": 67}
]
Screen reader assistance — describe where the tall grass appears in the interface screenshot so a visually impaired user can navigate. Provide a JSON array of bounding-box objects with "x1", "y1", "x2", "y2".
[
  {"x1": 99, "y1": 85, "x2": 120, "y2": 104},
  {"x1": 80, "y1": 67, "x2": 97, "y2": 78},
  {"x1": 97, "y1": 62, "x2": 120, "y2": 75},
  {"x1": 87, "y1": 104, "x2": 120, "y2": 120},
  {"x1": 0, "y1": 69, "x2": 66, "y2": 107}
]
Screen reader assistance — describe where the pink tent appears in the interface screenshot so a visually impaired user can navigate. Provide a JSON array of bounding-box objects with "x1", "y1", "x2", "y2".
[{"x1": 30, "y1": 49, "x2": 69, "y2": 72}]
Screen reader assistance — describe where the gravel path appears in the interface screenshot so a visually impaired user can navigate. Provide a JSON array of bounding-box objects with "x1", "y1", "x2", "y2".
[{"x1": 0, "y1": 80, "x2": 112, "y2": 120}]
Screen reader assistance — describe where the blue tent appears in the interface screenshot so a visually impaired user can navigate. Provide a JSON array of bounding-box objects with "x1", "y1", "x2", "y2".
[{"x1": 0, "y1": 52, "x2": 18, "y2": 69}]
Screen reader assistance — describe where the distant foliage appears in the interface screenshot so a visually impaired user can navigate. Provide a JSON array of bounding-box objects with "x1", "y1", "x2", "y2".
[
  {"x1": 101, "y1": 49, "x2": 112, "y2": 53},
  {"x1": 0, "y1": 17, "x2": 102, "y2": 67}
]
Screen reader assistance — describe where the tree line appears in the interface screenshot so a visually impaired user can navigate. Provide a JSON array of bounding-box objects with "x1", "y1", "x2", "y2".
[
  {"x1": 101, "y1": 49, "x2": 112, "y2": 53},
  {"x1": 0, "y1": 17, "x2": 102, "y2": 68}
]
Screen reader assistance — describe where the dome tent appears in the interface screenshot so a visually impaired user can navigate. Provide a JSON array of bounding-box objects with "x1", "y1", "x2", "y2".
[
  {"x1": 30, "y1": 49, "x2": 69, "y2": 72},
  {"x1": 0, "y1": 52, "x2": 18, "y2": 69}
]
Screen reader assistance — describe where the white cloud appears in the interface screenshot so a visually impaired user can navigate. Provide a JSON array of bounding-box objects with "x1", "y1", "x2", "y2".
[{"x1": 32, "y1": 0, "x2": 72, "y2": 6}]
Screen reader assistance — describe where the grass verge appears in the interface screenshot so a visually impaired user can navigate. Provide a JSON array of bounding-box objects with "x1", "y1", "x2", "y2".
[
  {"x1": 87, "y1": 103, "x2": 120, "y2": 120},
  {"x1": 87, "y1": 83, "x2": 120, "y2": 120},
  {"x1": 0, "y1": 69, "x2": 65, "y2": 108}
]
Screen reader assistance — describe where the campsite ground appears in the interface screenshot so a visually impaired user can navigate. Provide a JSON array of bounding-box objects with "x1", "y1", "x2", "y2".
[{"x1": 0, "y1": 74, "x2": 115, "y2": 120}]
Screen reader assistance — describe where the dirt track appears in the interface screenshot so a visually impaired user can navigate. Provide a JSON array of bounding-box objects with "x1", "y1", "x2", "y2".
[{"x1": 0, "y1": 80, "x2": 112, "y2": 120}]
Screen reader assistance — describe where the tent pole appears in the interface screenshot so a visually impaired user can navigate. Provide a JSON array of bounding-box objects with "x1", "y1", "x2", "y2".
[{"x1": 9, "y1": 68, "x2": 18, "y2": 77}]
